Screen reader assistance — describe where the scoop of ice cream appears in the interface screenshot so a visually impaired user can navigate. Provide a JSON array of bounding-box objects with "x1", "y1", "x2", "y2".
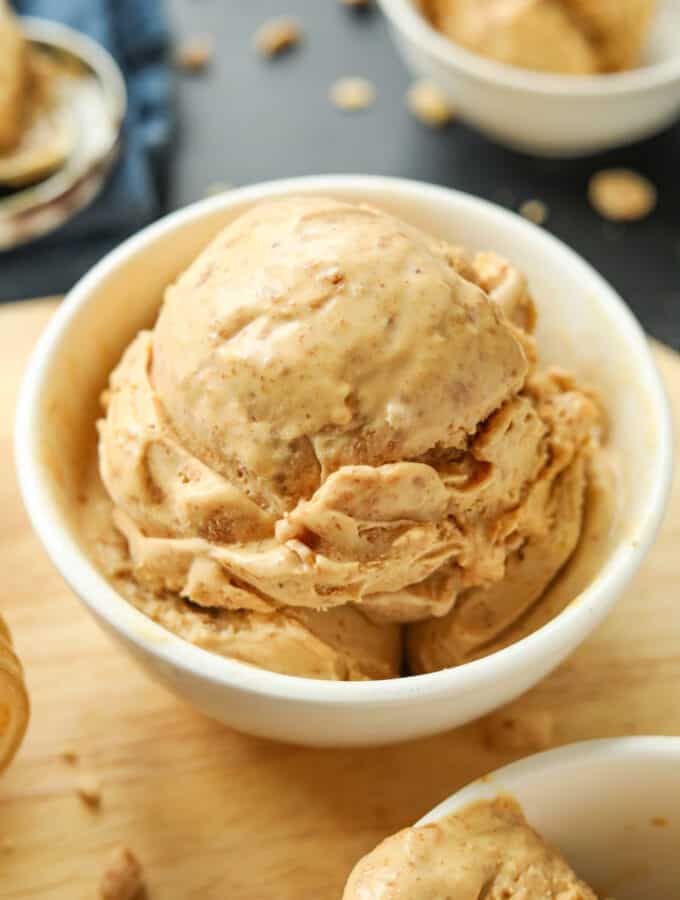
[
  {"x1": 0, "y1": 0, "x2": 28, "y2": 152},
  {"x1": 99, "y1": 197, "x2": 536, "y2": 625},
  {"x1": 151, "y1": 196, "x2": 527, "y2": 511},
  {"x1": 422, "y1": 0, "x2": 655, "y2": 75},
  {"x1": 343, "y1": 796, "x2": 598, "y2": 900},
  {"x1": 96, "y1": 195, "x2": 607, "y2": 678}
]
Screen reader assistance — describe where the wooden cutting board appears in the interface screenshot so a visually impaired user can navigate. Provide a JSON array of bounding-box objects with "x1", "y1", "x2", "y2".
[{"x1": 1, "y1": 299, "x2": 679, "y2": 899}]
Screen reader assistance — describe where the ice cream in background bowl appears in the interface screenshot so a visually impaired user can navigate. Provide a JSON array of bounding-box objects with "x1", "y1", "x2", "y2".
[
  {"x1": 0, "y1": 0, "x2": 75, "y2": 189},
  {"x1": 376, "y1": 0, "x2": 680, "y2": 155},
  {"x1": 15, "y1": 177, "x2": 671, "y2": 746},
  {"x1": 419, "y1": 0, "x2": 658, "y2": 76},
  {"x1": 343, "y1": 737, "x2": 680, "y2": 899}
]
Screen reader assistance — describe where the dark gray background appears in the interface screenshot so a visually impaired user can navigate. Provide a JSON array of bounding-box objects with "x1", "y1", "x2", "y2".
[
  {"x1": 9, "y1": 0, "x2": 680, "y2": 349},
  {"x1": 166, "y1": 0, "x2": 680, "y2": 348}
]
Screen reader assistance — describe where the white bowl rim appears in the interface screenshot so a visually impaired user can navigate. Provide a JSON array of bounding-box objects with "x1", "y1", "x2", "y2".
[
  {"x1": 14, "y1": 174, "x2": 673, "y2": 707},
  {"x1": 377, "y1": 0, "x2": 680, "y2": 97},
  {"x1": 418, "y1": 736, "x2": 680, "y2": 825}
]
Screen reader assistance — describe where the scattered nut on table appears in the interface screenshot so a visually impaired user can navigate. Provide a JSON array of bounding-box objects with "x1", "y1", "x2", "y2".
[
  {"x1": 339, "y1": 0, "x2": 370, "y2": 7},
  {"x1": 588, "y1": 168, "x2": 657, "y2": 222},
  {"x1": 519, "y1": 199, "x2": 549, "y2": 226},
  {"x1": 99, "y1": 846, "x2": 145, "y2": 900},
  {"x1": 61, "y1": 745, "x2": 78, "y2": 764},
  {"x1": 330, "y1": 77, "x2": 376, "y2": 111},
  {"x1": 480, "y1": 708, "x2": 555, "y2": 752},
  {"x1": 175, "y1": 35, "x2": 214, "y2": 73},
  {"x1": 76, "y1": 773, "x2": 102, "y2": 808},
  {"x1": 406, "y1": 79, "x2": 454, "y2": 127},
  {"x1": 254, "y1": 17, "x2": 302, "y2": 57}
]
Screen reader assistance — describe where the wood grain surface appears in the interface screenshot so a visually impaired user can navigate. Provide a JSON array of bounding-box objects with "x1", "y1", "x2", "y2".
[{"x1": 1, "y1": 300, "x2": 679, "y2": 899}]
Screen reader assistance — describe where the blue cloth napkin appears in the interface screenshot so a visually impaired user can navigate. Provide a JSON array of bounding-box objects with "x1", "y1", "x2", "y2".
[{"x1": 1, "y1": 0, "x2": 172, "y2": 301}]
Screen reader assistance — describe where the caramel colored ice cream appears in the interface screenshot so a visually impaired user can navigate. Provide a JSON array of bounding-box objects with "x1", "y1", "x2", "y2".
[
  {"x1": 0, "y1": 0, "x2": 28, "y2": 152},
  {"x1": 343, "y1": 796, "x2": 598, "y2": 899},
  {"x1": 85, "y1": 196, "x2": 608, "y2": 680},
  {"x1": 421, "y1": 0, "x2": 656, "y2": 75}
]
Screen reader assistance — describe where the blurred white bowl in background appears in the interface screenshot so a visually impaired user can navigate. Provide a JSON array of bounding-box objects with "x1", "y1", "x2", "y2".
[{"x1": 377, "y1": 0, "x2": 680, "y2": 157}]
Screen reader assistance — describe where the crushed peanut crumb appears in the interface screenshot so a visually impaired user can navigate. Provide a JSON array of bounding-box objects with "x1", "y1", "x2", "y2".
[
  {"x1": 406, "y1": 79, "x2": 454, "y2": 127},
  {"x1": 480, "y1": 708, "x2": 555, "y2": 752},
  {"x1": 175, "y1": 35, "x2": 214, "y2": 73},
  {"x1": 1, "y1": 840, "x2": 15, "y2": 853},
  {"x1": 588, "y1": 168, "x2": 657, "y2": 222},
  {"x1": 99, "y1": 846, "x2": 145, "y2": 900},
  {"x1": 254, "y1": 17, "x2": 301, "y2": 57},
  {"x1": 519, "y1": 199, "x2": 549, "y2": 226},
  {"x1": 61, "y1": 745, "x2": 78, "y2": 764},
  {"x1": 651, "y1": 816, "x2": 668, "y2": 828},
  {"x1": 330, "y1": 77, "x2": 376, "y2": 111},
  {"x1": 77, "y1": 773, "x2": 102, "y2": 808}
]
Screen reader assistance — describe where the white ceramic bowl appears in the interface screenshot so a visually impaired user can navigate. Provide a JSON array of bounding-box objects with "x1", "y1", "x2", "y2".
[
  {"x1": 377, "y1": 0, "x2": 680, "y2": 156},
  {"x1": 15, "y1": 176, "x2": 672, "y2": 747},
  {"x1": 418, "y1": 737, "x2": 680, "y2": 899}
]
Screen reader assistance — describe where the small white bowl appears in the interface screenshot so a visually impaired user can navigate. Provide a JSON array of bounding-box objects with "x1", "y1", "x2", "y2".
[
  {"x1": 377, "y1": 0, "x2": 680, "y2": 156},
  {"x1": 418, "y1": 737, "x2": 680, "y2": 899},
  {"x1": 15, "y1": 176, "x2": 672, "y2": 747}
]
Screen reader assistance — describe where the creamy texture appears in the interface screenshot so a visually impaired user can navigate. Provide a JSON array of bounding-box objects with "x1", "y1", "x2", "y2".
[
  {"x1": 421, "y1": 0, "x2": 656, "y2": 75},
  {"x1": 0, "y1": 0, "x2": 28, "y2": 152},
  {"x1": 343, "y1": 796, "x2": 598, "y2": 899},
  {"x1": 88, "y1": 196, "x2": 609, "y2": 679},
  {"x1": 81, "y1": 472, "x2": 402, "y2": 680}
]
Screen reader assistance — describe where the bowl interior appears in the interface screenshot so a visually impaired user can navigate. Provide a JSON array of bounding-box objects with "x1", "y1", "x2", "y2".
[
  {"x1": 26, "y1": 177, "x2": 667, "y2": 688},
  {"x1": 419, "y1": 739, "x2": 680, "y2": 899}
]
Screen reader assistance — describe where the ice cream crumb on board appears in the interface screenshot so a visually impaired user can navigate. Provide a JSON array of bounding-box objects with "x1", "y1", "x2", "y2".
[
  {"x1": 76, "y1": 772, "x2": 102, "y2": 808},
  {"x1": 99, "y1": 846, "x2": 145, "y2": 900}
]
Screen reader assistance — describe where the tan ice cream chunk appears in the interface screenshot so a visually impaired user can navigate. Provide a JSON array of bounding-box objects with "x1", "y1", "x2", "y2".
[
  {"x1": 0, "y1": 0, "x2": 28, "y2": 152},
  {"x1": 343, "y1": 796, "x2": 598, "y2": 899},
  {"x1": 152, "y1": 196, "x2": 527, "y2": 509}
]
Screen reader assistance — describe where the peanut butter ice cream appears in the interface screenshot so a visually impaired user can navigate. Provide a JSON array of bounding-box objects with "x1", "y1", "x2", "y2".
[
  {"x1": 343, "y1": 796, "x2": 599, "y2": 899},
  {"x1": 82, "y1": 195, "x2": 609, "y2": 680},
  {"x1": 421, "y1": 0, "x2": 656, "y2": 75}
]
